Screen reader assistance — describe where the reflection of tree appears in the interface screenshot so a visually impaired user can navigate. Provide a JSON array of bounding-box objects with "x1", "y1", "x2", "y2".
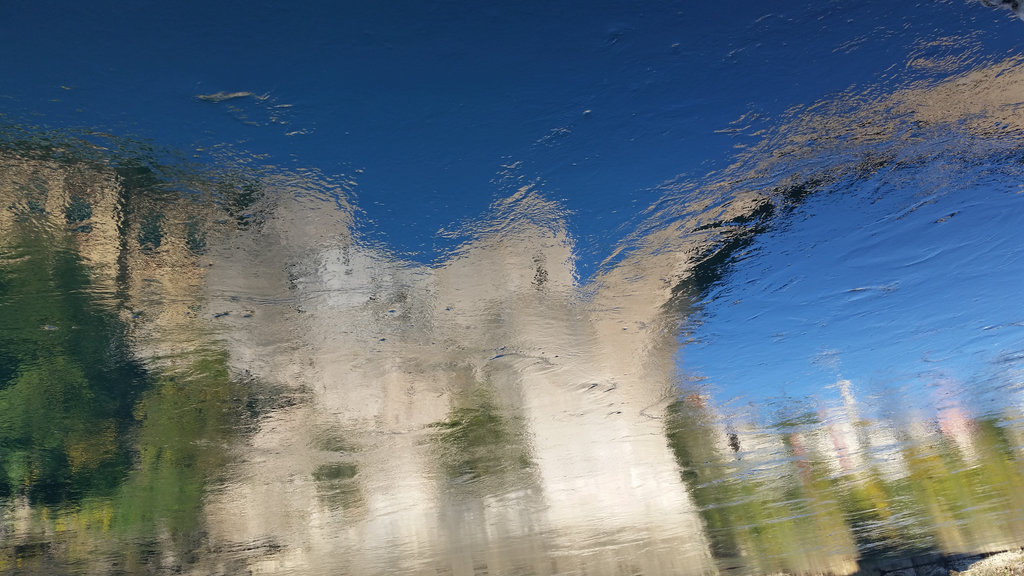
[
  {"x1": 112, "y1": 350, "x2": 257, "y2": 572},
  {"x1": 891, "y1": 418, "x2": 1024, "y2": 555},
  {"x1": 0, "y1": 150, "x2": 266, "y2": 573},
  {"x1": 668, "y1": 373, "x2": 1024, "y2": 574},
  {"x1": 430, "y1": 380, "x2": 534, "y2": 494},
  {"x1": 0, "y1": 222, "x2": 143, "y2": 504},
  {"x1": 0, "y1": 351, "x2": 260, "y2": 574},
  {"x1": 665, "y1": 396, "x2": 739, "y2": 558},
  {"x1": 666, "y1": 397, "x2": 857, "y2": 575}
]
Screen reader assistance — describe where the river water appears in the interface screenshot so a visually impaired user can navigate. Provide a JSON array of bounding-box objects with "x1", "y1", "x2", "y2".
[{"x1": 2, "y1": 2, "x2": 1024, "y2": 575}]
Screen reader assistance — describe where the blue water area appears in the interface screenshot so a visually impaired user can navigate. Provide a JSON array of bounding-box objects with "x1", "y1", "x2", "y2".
[
  {"x1": 5, "y1": 2, "x2": 1024, "y2": 575},
  {"x1": 679, "y1": 156, "x2": 1024, "y2": 423},
  {"x1": 2, "y1": 0, "x2": 1020, "y2": 273}
]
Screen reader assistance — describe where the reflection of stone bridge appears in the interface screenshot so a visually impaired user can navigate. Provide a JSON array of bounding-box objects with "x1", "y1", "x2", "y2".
[{"x1": 4, "y1": 54, "x2": 1024, "y2": 575}]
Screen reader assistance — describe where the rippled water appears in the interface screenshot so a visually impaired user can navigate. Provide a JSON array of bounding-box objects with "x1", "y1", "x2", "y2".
[{"x1": 3, "y1": 3, "x2": 1024, "y2": 575}]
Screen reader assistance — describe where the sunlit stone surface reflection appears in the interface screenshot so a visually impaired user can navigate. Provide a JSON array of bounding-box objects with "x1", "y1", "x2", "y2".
[
  {"x1": 2, "y1": 51, "x2": 1024, "y2": 576},
  {"x1": 199, "y1": 186, "x2": 714, "y2": 575}
]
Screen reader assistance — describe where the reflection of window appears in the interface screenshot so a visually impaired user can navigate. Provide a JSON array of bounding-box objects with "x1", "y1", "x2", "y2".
[
  {"x1": 65, "y1": 195, "x2": 93, "y2": 233},
  {"x1": 218, "y1": 178, "x2": 262, "y2": 229},
  {"x1": 17, "y1": 176, "x2": 49, "y2": 216},
  {"x1": 65, "y1": 195, "x2": 93, "y2": 223},
  {"x1": 185, "y1": 219, "x2": 206, "y2": 254},
  {"x1": 138, "y1": 212, "x2": 163, "y2": 252}
]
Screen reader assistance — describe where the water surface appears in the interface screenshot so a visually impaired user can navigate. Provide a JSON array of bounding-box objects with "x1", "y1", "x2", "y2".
[{"x1": 2, "y1": 2, "x2": 1024, "y2": 575}]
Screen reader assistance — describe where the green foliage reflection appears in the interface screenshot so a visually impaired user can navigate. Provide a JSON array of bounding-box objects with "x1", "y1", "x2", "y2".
[
  {"x1": 0, "y1": 222, "x2": 142, "y2": 503},
  {"x1": 667, "y1": 397, "x2": 857, "y2": 574},
  {"x1": 0, "y1": 155, "x2": 260, "y2": 573},
  {"x1": 668, "y1": 394, "x2": 1024, "y2": 574},
  {"x1": 431, "y1": 384, "x2": 534, "y2": 493},
  {"x1": 112, "y1": 349, "x2": 254, "y2": 568}
]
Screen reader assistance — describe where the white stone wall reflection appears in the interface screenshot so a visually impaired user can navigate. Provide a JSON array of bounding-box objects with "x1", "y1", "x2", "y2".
[{"x1": 200, "y1": 188, "x2": 717, "y2": 575}]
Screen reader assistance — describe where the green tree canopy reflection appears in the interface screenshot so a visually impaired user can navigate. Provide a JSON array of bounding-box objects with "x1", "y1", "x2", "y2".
[{"x1": 0, "y1": 219, "x2": 144, "y2": 503}]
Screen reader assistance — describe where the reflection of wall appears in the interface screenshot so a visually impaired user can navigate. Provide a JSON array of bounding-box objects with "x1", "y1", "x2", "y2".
[
  {"x1": 0, "y1": 153, "x2": 215, "y2": 363},
  {"x1": 434, "y1": 193, "x2": 710, "y2": 574},
  {"x1": 198, "y1": 187, "x2": 718, "y2": 575},
  {"x1": 0, "y1": 155, "x2": 121, "y2": 294}
]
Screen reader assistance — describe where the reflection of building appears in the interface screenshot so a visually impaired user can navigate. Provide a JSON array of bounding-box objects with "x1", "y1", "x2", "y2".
[
  {"x1": 0, "y1": 152, "x2": 215, "y2": 572},
  {"x1": 7, "y1": 51, "x2": 1024, "y2": 575},
  {"x1": 0, "y1": 153, "x2": 217, "y2": 362},
  {"x1": 0, "y1": 151, "x2": 358, "y2": 574},
  {"x1": 0, "y1": 154, "x2": 122, "y2": 295},
  {"x1": 203, "y1": 187, "x2": 716, "y2": 575}
]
